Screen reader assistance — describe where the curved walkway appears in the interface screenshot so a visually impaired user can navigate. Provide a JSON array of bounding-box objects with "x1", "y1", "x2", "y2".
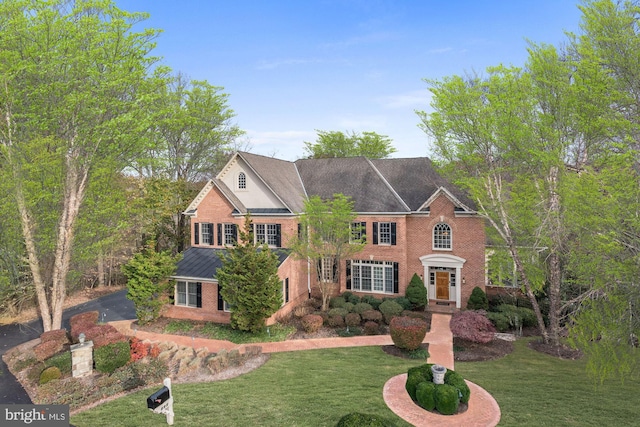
[{"x1": 110, "y1": 314, "x2": 500, "y2": 426}]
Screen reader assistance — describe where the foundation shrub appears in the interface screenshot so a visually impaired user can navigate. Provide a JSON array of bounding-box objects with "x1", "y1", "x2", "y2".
[
  {"x1": 314, "y1": 311, "x2": 329, "y2": 324},
  {"x1": 353, "y1": 302, "x2": 373, "y2": 315},
  {"x1": 390, "y1": 316, "x2": 427, "y2": 350},
  {"x1": 392, "y1": 297, "x2": 412, "y2": 311},
  {"x1": 487, "y1": 311, "x2": 511, "y2": 332},
  {"x1": 435, "y1": 384, "x2": 460, "y2": 415},
  {"x1": 363, "y1": 321, "x2": 380, "y2": 335},
  {"x1": 328, "y1": 307, "x2": 348, "y2": 318},
  {"x1": 94, "y1": 341, "x2": 131, "y2": 374},
  {"x1": 44, "y1": 352, "x2": 72, "y2": 376},
  {"x1": 301, "y1": 314, "x2": 324, "y2": 333},
  {"x1": 379, "y1": 300, "x2": 403, "y2": 324},
  {"x1": 405, "y1": 273, "x2": 428, "y2": 310},
  {"x1": 335, "y1": 412, "x2": 394, "y2": 427},
  {"x1": 362, "y1": 309, "x2": 383, "y2": 322},
  {"x1": 466, "y1": 286, "x2": 489, "y2": 310},
  {"x1": 415, "y1": 381, "x2": 436, "y2": 411},
  {"x1": 328, "y1": 314, "x2": 345, "y2": 327},
  {"x1": 444, "y1": 370, "x2": 470, "y2": 404},
  {"x1": 39, "y1": 366, "x2": 61, "y2": 385},
  {"x1": 343, "y1": 302, "x2": 355, "y2": 313},
  {"x1": 293, "y1": 304, "x2": 314, "y2": 318},
  {"x1": 344, "y1": 312, "x2": 361, "y2": 327},
  {"x1": 450, "y1": 310, "x2": 496, "y2": 343},
  {"x1": 496, "y1": 304, "x2": 537, "y2": 327},
  {"x1": 329, "y1": 296, "x2": 346, "y2": 309},
  {"x1": 360, "y1": 295, "x2": 382, "y2": 310}
]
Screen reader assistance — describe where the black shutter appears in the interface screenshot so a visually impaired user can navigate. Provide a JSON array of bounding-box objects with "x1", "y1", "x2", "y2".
[
  {"x1": 217, "y1": 284, "x2": 224, "y2": 310},
  {"x1": 393, "y1": 262, "x2": 399, "y2": 294},
  {"x1": 297, "y1": 223, "x2": 302, "y2": 239},
  {"x1": 275, "y1": 224, "x2": 281, "y2": 247},
  {"x1": 391, "y1": 223, "x2": 397, "y2": 246},
  {"x1": 285, "y1": 278, "x2": 289, "y2": 303},
  {"x1": 232, "y1": 224, "x2": 238, "y2": 244},
  {"x1": 373, "y1": 222, "x2": 378, "y2": 245},
  {"x1": 332, "y1": 257, "x2": 338, "y2": 282},
  {"x1": 346, "y1": 260, "x2": 351, "y2": 290},
  {"x1": 209, "y1": 223, "x2": 215, "y2": 245},
  {"x1": 196, "y1": 283, "x2": 202, "y2": 308},
  {"x1": 217, "y1": 224, "x2": 222, "y2": 246},
  {"x1": 194, "y1": 223, "x2": 200, "y2": 245},
  {"x1": 361, "y1": 222, "x2": 367, "y2": 243}
]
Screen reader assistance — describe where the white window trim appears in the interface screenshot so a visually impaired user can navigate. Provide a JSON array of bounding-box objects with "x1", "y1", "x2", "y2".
[
  {"x1": 433, "y1": 222, "x2": 452, "y2": 251},
  {"x1": 224, "y1": 223, "x2": 236, "y2": 246},
  {"x1": 200, "y1": 223, "x2": 213, "y2": 245},
  {"x1": 378, "y1": 222, "x2": 392, "y2": 245},
  {"x1": 350, "y1": 260, "x2": 395, "y2": 295},
  {"x1": 237, "y1": 171, "x2": 247, "y2": 190},
  {"x1": 175, "y1": 281, "x2": 199, "y2": 308}
]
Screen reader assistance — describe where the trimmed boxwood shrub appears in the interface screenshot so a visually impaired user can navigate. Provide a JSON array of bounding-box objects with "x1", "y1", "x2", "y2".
[
  {"x1": 329, "y1": 296, "x2": 346, "y2": 308},
  {"x1": 39, "y1": 366, "x2": 61, "y2": 385},
  {"x1": 328, "y1": 315, "x2": 345, "y2": 327},
  {"x1": 405, "y1": 273, "x2": 428, "y2": 310},
  {"x1": 467, "y1": 286, "x2": 489, "y2": 310},
  {"x1": 435, "y1": 383, "x2": 460, "y2": 415},
  {"x1": 353, "y1": 302, "x2": 373, "y2": 315},
  {"x1": 415, "y1": 381, "x2": 436, "y2": 411},
  {"x1": 487, "y1": 311, "x2": 510, "y2": 332},
  {"x1": 379, "y1": 300, "x2": 403, "y2": 324},
  {"x1": 405, "y1": 364, "x2": 433, "y2": 401},
  {"x1": 341, "y1": 292, "x2": 361, "y2": 305},
  {"x1": 361, "y1": 309, "x2": 382, "y2": 322},
  {"x1": 336, "y1": 412, "x2": 395, "y2": 427},
  {"x1": 363, "y1": 321, "x2": 380, "y2": 335},
  {"x1": 392, "y1": 297, "x2": 412, "y2": 311},
  {"x1": 314, "y1": 311, "x2": 329, "y2": 324},
  {"x1": 343, "y1": 302, "x2": 355, "y2": 313},
  {"x1": 496, "y1": 304, "x2": 537, "y2": 327},
  {"x1": 344, "y1": 312, "x2": 361, "y2": 327},
  {"x1": 94, "y1": 341, "x2": 130, "y2": 374},
  {"x1": 360, "y1": 295, "x2": 382, "y2": 310},
  {"x1": 444, "y1": 370, "x2": 470, "y2": 404},
  {"x1": 328, "y1": 307, "x2": 349, "y2": 318},
  {"x1": 301, "y1": 314, "x2": 324, "y2": 333},
  {"x1": 390, "y1": 316, "x2": 427, "y2": 350}
]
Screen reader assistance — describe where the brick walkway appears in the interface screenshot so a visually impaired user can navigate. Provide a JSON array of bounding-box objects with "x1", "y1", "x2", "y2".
[{"x1": 110, "y1": 313, "x2": 500, "y2": 426}]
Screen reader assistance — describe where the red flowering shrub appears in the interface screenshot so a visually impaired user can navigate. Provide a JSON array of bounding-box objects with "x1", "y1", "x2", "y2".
[
  {"x1": 79, "y1": 324, "x2": 126, "y2": 348},
  {"x1": 450, "y1": 310, "x2": 496, "y2": 344},
  {"x1": 40, "y1": 329, "x2": 69, "y2": 345},
  {"x1": 34, "y1": 340, "x2": 64, "y2": 361},
  {"x1": 301, "y1": 314, "x2": 323, "y2": 333},
  {"x1": 69, "y1": 311, "x2": 99, "y2": 338},
  {"x1": 129, "y1": 337, "x2": 161, "y2": 361},
  {"x1": 390, "y1": 316, "x2": 428, "y2": 350}
]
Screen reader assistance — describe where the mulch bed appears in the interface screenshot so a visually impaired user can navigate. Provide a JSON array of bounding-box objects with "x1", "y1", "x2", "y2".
[
  {"x1": 528, "y1": 340, "x2": 583, "y2": 360},
  {"x1": 453, "y1": 337, "x2": 514, "y2": 362},
  {"x1": 381, "y1": 343, "x2": 429, "y2": 359}
]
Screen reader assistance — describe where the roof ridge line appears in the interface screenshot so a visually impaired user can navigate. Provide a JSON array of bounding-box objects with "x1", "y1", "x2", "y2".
[{"x1": 365, "y1": 158, "x2": 411, "y2": 212}]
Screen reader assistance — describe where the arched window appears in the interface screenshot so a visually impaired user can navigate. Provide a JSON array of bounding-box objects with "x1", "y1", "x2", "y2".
[
  {"x1": 238, "y1": 172, "x2": 246, "y2": 189},
  {"x1": 433, "y1": 223, "x2": 452, "y2": 250}
]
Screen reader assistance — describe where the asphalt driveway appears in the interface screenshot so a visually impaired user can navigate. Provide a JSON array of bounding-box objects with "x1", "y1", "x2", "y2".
[{"x1": 0, "y1": 289, "x2": 135, "y2": 404}]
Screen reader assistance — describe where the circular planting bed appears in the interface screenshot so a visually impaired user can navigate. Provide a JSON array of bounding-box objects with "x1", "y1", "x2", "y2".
[{"x1": 405, "y1": 363, "x2": 469, "y2": 415}]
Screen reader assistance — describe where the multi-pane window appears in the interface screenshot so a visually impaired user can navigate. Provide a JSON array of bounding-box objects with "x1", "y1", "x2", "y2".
[
  {"x1": 255, "y1": 223, "x2": 281, "y2": 247},
  {"x1": 429, "y1": 268, "x2": 456, "y2": 287},
  {"x1": 201, "y1": 223, "x2": 213, "y2": 245},
  {"x1": 350, "y1": 222, "x2": 366, "y2": 243},
  {"x1": 373, "y1": 222, "x2": 396, "y2": 245},
  {"x1": 176, "y1": 281, "x2": 201, "y2": 308},
  {"x1": 350, "y1": 260, "x2": 395, "y2": 294},
  {"x1": 433, "y1": 223, "x2": 452, "y2": 249},
  {"x1": 238, "y1": 172, "x2": 246, "y2": 189},
  {"x1": 319, "y1": 257, "x2": 334, "y2": 282},
  {"x1": 224, "y1": 224, "x2": 237, "y2": 245}
]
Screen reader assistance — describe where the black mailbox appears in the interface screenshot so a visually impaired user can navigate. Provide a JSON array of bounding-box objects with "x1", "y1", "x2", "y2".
[{"x1": 147, "y1": 386, "x2": 170, "y2": 410}]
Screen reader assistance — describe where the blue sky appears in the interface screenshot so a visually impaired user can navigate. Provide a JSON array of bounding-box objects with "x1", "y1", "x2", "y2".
[{"x1": 117, "y1": 0, "x2": 584, "y2": 160}]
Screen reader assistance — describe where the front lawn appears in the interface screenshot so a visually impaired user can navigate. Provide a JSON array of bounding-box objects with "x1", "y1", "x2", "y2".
[{"x1": 71, "y1": 340, "x2": 640, "y2": 427}]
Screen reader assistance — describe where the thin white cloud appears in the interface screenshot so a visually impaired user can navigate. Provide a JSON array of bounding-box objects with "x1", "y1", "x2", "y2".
[{"x1": 377, "y1": 90, "x2": 431, "y2": 109}]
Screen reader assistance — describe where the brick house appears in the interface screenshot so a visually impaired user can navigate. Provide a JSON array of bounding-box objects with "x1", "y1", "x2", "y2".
[{"x1": 166, "y1": 151, "x2": 486, "y2": 324}]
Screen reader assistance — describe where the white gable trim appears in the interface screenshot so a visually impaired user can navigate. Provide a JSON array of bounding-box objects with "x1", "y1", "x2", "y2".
[
  {"x1": 184, "y1": 180, "x2": 215, "y2": 216},
  {"x1": 418, "y1": 186, "x2": 475, "y2": 213},
  {"x1": 234, "y1": 152, "x2": 294, "y2": 212}
]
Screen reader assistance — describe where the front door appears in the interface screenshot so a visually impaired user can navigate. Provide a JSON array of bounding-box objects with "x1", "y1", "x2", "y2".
[{"x1": 435, "y1": 271, "x2": 450, "y2": 300}]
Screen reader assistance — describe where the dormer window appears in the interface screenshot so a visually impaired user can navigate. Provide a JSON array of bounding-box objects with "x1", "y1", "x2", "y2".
[
  {"x1": 433, "y1": 223, "x2": 452, "y2": 250},
  {"x1": 238, "y1": 172, "x2": 246, "y2": 190}
]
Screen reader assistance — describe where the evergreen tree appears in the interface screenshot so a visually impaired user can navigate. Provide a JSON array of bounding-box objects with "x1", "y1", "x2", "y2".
[
  {"x1": 217, "y1": 215, "x2": 283, "y2": 333},
  {"x1": 406, "y1": 273, "x2": 428, "y2": 310}
]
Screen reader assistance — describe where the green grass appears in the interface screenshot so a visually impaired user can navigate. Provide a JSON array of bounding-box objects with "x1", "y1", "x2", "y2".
[
  {"x1": 163, "y1": 320, "x2": 194, "y2": 334},
  {"x1": 71, "y1": 339, "x2": 640, "y2": 427},
  {"x1": 455, "y1": 338, "x2": 639, "y2": 426},
  {"x1": 200, "y1": 322, "x2": 296, "y2": 343}
]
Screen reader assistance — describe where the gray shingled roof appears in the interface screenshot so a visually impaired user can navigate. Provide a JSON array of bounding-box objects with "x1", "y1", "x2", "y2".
[
  {"x1": 370, "y1": 158, "x2": 476, "y2": 211},
  {"x1": 295, "y1": 157, "x2": 409, "y2": 212},
  {"x1": 174, "y1": 247, "x2": 290, "y2": 281},
  {"x1": 238, "y1": 152, "x2": 306, "y2": 213}
]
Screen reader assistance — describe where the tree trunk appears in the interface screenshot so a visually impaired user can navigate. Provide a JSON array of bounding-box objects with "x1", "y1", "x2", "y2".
[
  {"x1": 97, "y1": 249, "x2": 104, "y2": 288},
  {"x1": 546, "y1": 166, "x2": 563, "y2": 347}
]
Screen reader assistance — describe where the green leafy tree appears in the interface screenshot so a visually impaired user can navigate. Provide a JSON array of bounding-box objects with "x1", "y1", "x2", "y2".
[
  {"x1": 122, "y1": 242, "x2": 179, "y2": 325},
  {"x1": 0, "y1": 0, "x2": 161, "y2": 331},
  {"x1": 303, "y1": 130, "x2": 396, "y2": 159},
  {"x1": 288, "y1": 194, "x2": 365, "y2": 311},
  {"x1": 217, "y1": 215, "x2": 283, "y2": 333}
]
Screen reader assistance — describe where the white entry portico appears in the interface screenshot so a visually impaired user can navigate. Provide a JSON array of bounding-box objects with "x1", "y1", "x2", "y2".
[{"x1": 419, "y1": 254, "x2": 466, "y2": 309}]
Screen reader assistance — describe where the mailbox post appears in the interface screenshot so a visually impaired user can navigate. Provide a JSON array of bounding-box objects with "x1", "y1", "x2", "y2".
[{"x1": 147, "y1": 377, "x2": 174, "y2": 425}]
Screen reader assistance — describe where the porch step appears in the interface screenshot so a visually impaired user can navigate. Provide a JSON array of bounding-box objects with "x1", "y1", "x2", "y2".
[{"x1": 427, "y1": 301, "x2": 457, "y2": 314}]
